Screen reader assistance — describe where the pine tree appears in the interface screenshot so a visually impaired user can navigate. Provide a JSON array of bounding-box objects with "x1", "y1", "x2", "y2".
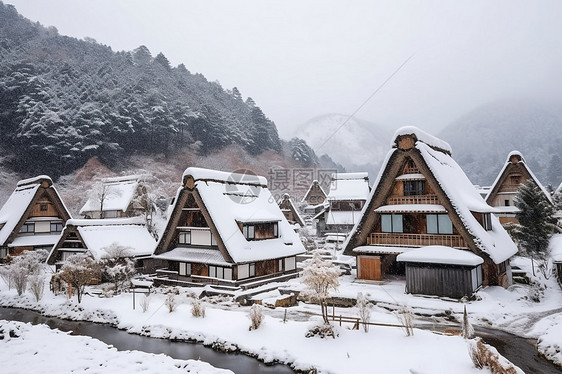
[{"x1": 513, "y1": 179, "x2": 560, "y2": 276}]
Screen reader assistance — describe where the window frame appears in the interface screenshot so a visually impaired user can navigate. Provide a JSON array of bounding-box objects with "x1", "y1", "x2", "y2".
[
  {"x1": 381, "y1": 214, "x2": 403, "y2": 233},
  {"x1": 426, "y1": 214, "x2": 453, "y2": 235}
]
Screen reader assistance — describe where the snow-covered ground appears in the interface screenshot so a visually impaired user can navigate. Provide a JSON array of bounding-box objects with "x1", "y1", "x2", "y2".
[
  {"x1": 1, "y1": 238, "x2": 561, "y2": 373},
  {"x1": 0, "y1": 320, "x2": 232, "y2": 374}
]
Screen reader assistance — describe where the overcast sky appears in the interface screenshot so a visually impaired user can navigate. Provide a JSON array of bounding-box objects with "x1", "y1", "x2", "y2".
[{"x1": 6, "y1": 0, "x2": 562, "y2": 138}]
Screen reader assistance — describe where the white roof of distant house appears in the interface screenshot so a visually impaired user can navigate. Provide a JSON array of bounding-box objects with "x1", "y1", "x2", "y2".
[
  {"x1": 327, "y1": 172, "x2": 370, "y2": 201},
  {"x1": 79, "y1": 175, "x2": 141, "y2": 214},
  {"x1": 397, "y1": 245, "x2": 484, "y2": 266},
  {"x1": 160, "y1": 167, "x2": 305, "y2": 263},
  {"x1": 550, "y1": 234, "x2": 562, "y2": 263},
  {"x1": 57, "y1": 217, "x2": 155, "y2": 260},
  {"x1": 344, "y1": 126, "x2": 517, "y2": 264}
]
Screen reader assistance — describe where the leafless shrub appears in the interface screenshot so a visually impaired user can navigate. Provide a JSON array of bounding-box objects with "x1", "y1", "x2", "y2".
[
  {"x1": 395, "y1": 305, "x2": 414, "y2": 337},
  {"x1": 356, "y1": 292, "x2": 371, "y2": 333},
  {"x1": 28, "y1": 273, "x2": 46, "y2": 302},
  {"x1": 249, "y1": 303, "x2": 264, "y2": 330},
  {"x1": 165, "y1": 293, "x2": 177, "y2": 313},
  {"x1": 468, "y1": 337, "x2": 523, "y2": 374},
  {"x1": 191, "y1": 298, "x2": 205, "y2": 318},
  {"x1": 0, "y1": 266, "x2": 13, "y2": 289},
  {"x1": 140, "y1": 294, "x2": 151, "y2": 313}
]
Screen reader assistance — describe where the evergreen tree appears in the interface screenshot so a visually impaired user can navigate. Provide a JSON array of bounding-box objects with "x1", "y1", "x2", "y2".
[{"x1": 513, "y1": 179, "x2": 560, "y2": 276}]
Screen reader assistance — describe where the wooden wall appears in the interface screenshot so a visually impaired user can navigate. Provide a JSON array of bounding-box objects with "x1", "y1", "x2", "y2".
[{"x1": 404, "y1": 263, "x2": 478, "y2": 299}]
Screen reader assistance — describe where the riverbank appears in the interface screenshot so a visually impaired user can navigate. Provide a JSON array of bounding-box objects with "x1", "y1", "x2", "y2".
[{"x1": 0, "y1": 280, "x2": 514, "y2": 373}]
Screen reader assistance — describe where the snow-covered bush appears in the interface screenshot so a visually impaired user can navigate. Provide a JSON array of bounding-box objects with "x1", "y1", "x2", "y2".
[
  {"x1": 59, "y1": 253, "x2": 100, "y2": 303},
  {"x1": 248, "y1": 303, "x2": 264, "y2": 330},
  {"x1": 395, "y1": 305, "x2": 414, "y2": 337},
  {"x1": 99, "y1": 243, "x2": 136, "y2": 293},
  {"x1": 462, "y1": 305, "x2": 474, "y2": 339},
  {"x1": 305, "y1": 322, "x2": 339, "y2": 339},
  {"x1": 300, "y1": 251, "x2": 340, "y2": 325},
  {"x1": 165, "y1": 294, "x2": 177, "y2": 313},
  {"x1": 191, "y1": 298, "x2": 205, "y2": 318},
  {"x1": 356, "y1": 292, "x2": 371, "y2": 333},
  {"x1": 140, "y1": 294, "x2": 151, "y2": 313},
  {"x1": 8, "y1": 249, "x2": 49, "y2": 296},
  {"x1": 28, "y1": 273, "x2": 46, "y2": 302},
  {"x1": 0, "y1": 266, "x2": 13, "y2": 290}
]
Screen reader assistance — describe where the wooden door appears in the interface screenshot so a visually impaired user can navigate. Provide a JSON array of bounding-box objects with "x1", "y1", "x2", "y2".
[{"x1": 358, "y1": 256, "x2": 381, "y2": 280}]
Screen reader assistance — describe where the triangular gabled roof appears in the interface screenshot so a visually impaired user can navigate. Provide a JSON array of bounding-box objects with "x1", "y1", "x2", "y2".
[
  {"x1": 155, "y1": 167, "x2": 305, "y2": 264},
  {"x1": 485, "y1": 151, "x2": 553, "y2": 205},
  {"x1": 277, "y1": 193, "x2": 305, "y2": 227},
  {"x1": 343, "y1": 126, "x2": 517, "y2": 265},
  {"x1": 301, "y1": 180, "x2": 328, "y2": 204},
  {"x1": 47, "y1": 217, "x2": 156, "y2": 264},
  {"x1": 0, "y1": 175, "x2": 71, "y2": 247},
  {"x1": 79, "y1": 175, "x2": 143, "y2": 215}
]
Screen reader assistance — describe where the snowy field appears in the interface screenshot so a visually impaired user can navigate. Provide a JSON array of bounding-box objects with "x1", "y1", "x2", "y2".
[{"x1": 1, "y1": 238, "x2": 562, "y2": 373}]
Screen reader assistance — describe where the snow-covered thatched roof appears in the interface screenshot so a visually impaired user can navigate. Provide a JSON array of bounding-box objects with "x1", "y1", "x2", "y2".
[
  {"x1": 344, "y1": 126, "x2": 517, "y2": 264},
  {"x1": 327, "y1": 172, "x2": 370, "y2": 201},
  {"x1": 79, "y1": 175, "x2": 141, "y2": 214},
  {"x1": 158, "y1": 167, "x2": 305, "y2": 264}
]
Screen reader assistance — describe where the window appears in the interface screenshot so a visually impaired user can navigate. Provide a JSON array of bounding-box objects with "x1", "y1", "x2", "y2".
[
  {"x1": 381, "y1": 214, "x2": 403, "y2": 233},
  {"x1": 278, "y1": 259, "x2": 284, "y2": 272},
  {"x1": 209, "y1": 265, "x2": 232, "y2": 280},
  {"x1": 50, "y1": 222, "x2": 63, "y2": 233},
  {"x1": 104, "y1": 211, "x2": 118, "y2": 218},
  {"x1": 249, "y1": 263, "x2": 256, "y2": 277},
  {"x1": 504, "y1": 199, "x2": 510, "y2": 206},
  {"x1": 242, "y1": 222, "x2": 279, "y2": 240},
  {"x1": 178, "y1": 262, "x2": 191, "y2": 276},
  {"x1": 19, "y1": 223, "x2": 35, "y2": 233},
  {"x1": 178, "y1": 231, "x2": 191, "y2": 244},
  {"x1": 404, "y1": 180, "x2": 425, "y2": 196},
  {"x1": 40, "y1": 204, "x2": 48, "y2": 211},
  {"x1": 498, "y1": 261, "x2": 507, "y2": 274},
  {"x1": 285, "y1": 257, "x2": 296, "y2": 271},
  {"x1": 482, "y1": 213, "x2": 493, "y2": 231},
  {"x1": 426, "y1": 214, "x2": 453, "y2": 234}
]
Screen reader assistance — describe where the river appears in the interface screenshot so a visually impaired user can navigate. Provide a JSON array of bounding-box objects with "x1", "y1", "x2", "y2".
[{"x1": 0, "y1": 307, "x2": 295, "y2": 374}]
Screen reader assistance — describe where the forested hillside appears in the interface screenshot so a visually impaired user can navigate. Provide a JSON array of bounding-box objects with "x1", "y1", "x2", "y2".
[{"x1": 0, "y1": 2, "x2": 288, "y2": 178}]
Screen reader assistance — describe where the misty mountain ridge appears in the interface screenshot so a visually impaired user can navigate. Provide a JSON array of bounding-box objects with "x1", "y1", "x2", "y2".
[
  {"x1": 439, "y1": 98, "x2": 562, "y2": 188},
  {"x1": 295, "y1": 113, "x2": 392, "y2": 180}
]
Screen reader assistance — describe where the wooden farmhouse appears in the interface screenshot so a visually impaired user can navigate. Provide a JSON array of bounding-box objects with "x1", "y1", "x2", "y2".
[
  {"x1": 552, "y1": 235, "x2": 562, "y2": 287},
  {"x1": 301, "y1": 180, "x2": 328, "y2": 214},
  {"x1": 315, "y1": 172, "x2": 370, "y2": 236},
  {"x1": 485, "y1": 151, "x2": 553, "y2": 225},
  {"x1": 79, "y1": 175, "x2": 146, "y2": 219},
  {"x1": 343, "y1": 127, "x2": 518, "y2": 298},
  {"x1": 0, "y1": 176, "x2": 71, "y2": 259},
  {"x1": 278, "y1": 193, "x2": 305, "y2": 228},
  {"x1": 151, "y1": 167, "x2": 305, "y2": 289},
  {"x1": 47, "y1": 217, "x2": 156, "y2": 270}
]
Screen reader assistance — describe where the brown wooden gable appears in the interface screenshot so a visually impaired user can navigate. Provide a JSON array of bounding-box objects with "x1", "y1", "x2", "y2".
[
  {"x1": 343, "y1": 146, "x2": 486, "y2": 261},
  {"x1": 485, "y1": 161, "x2": 534, "y2": 206},
  {"x1": 47, "y1": 225, "x2": 88, "y2": 265},
  {"x1": 153, "y1": 186, "x2": 234, "y2": 263},
  {"x1": 278, "y1": 194, "x2": 304, "y2": 227},
  {"x1": 303, "y1": 181, "x2": 327, "y2": 205},
  {"x1": 7, "y1": 181, "x2": 71, "y2": 245}
]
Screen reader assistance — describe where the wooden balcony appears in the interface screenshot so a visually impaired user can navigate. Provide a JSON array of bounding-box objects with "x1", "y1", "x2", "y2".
[
  {"x1": 386, "y1": 194, "x2": 440, "y2": 205},
  {"x1": 497, "y1": 185, "x2": 519, "y2": 193},
  {"x1": 367, "y1": 232, "x2": 468, "y2": 248}
]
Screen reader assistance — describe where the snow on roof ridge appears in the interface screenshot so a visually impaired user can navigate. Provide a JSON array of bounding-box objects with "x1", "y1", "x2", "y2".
[
  {"x1": 16, "y1": 175, "x2": 52, "y2": 188},
  {"x1": 101, "y1": 174, "x2": 144, "y2": 183},
  {"x1": 182, "y1": 167, "x2": 268, "y2": 187},
  {"x1": 67, "y1": 217, "x2": 145, "y2": 226},
  {"x1": 392, "y1": 126, "x2": 452, "y2": 154},
  {"x1": 330, "y1": 172, "x2": 369, "y2": 180}
]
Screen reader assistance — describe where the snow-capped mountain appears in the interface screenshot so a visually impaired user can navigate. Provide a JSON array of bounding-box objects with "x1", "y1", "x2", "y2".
[{"x1": 295, "y1": 114, "x2": 392, "y2": 179}]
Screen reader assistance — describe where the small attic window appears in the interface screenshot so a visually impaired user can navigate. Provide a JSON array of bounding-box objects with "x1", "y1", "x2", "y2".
[
  {"x1": 510, "y1": 175, "x2": 521, "y2": 185},
  {"x1": 40, "y1": 204, "x2": 48, "y2": 211},
  {"x1": 242, "y1": 222, "x2": 279, "y2": 241}
]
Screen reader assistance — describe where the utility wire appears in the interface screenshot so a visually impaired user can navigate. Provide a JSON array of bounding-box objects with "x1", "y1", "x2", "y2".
[{"x1": 314, "y1": 54, "x2": 415, "y2": 154}]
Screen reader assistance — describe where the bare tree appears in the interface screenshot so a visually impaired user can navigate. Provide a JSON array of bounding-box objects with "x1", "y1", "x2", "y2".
[
  {"x1": 301, "y1": 251, "x2": 340, "y2": 325},
  {"x1": 88, "y1": 181, "x2": 121, "y2": 219},
  {"x1": 8, "y1": 249, "x2": 49, "y2": 296},
  {"x1": 59, "y1": 254, "x2": 99, "y2": 303}
]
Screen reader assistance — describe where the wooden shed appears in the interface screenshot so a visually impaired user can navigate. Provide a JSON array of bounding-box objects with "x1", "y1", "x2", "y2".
[{"x1": 397, "y1": 246, "x2": 483, "y2": 299}]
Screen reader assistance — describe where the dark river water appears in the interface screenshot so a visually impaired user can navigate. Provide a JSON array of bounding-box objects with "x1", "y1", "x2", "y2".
[{"x1": 0, "y1": 307, "x2": 296, "y2": 374}]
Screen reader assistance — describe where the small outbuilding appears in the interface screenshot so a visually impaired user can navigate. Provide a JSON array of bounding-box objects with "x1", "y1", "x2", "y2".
[{"x1": 397, "y1": 246, "x2": 483, "y2": 299}]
